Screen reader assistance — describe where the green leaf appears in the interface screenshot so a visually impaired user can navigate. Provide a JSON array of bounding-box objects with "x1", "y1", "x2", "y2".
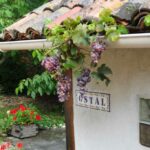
[
  {"x1": 99, "y1": 9, "x2": 116, "y2": 25},
  {"x1": 144, "y1": 14, "x2": 150, "y2": 27},
  {"x1": 63, "y1": 16, "x2": 81, "y2": 29},
  {"x1": 74, "y1": 53, "x2": 85, "y2": 64},
  {"x1": 107, "y1": 31, "x2": 120, "y2": 42},
  {"x1": 63, "y1": 58, "x2": 78, "y2": 69},
  {"x1": 91, "y1": 71, "x2": 99, "y2": 79},
  {"x1": 96, "y1": 24, "x2": 104, "y2": 32},
  {"x1": 99, "y1": 9, "x2": 111, "y2": 18},
  {"x1": 4, "y1": 10, "x2": 13, "y2": 17},
  {"x1": 10, "y1": 51, "x2": 17, "y2": 57},
  {"x1": 42, "y1": 73, "x2": 49, "y2": 84},
  {"x1": 92, "y1": 64, "x2": 112, "y2": 86},
  {"x1": 71, "y1": 47, "x2": 78, "y2": 56},
  {"x1": 89, "y1": 36, "x2": 97, "y2": 43},
  {"x1": 24, "y1": 80, "x2": 29, "y2": 87},
  {"x1": 31, "y1": 91, "x2": 36, "y2": 99},
  {"x1": 97, "y1": 64, "x2": 112, "y2": 75},
  {"x1": 15, "y1": 88, "x2": 19, "y2": 95},
  {"x1": 88, "y1": 23, "x2": 96, "y2": 31},
  {"x1": 32, "y1": 50, "x2": 36, "y2": 58},
  {"x1": 27, "y1": 90, "x2": 31, "y2": 96},
  {"x1": 16, "y1": 71, "x2": 56, "y2": 99},
  {"x1": 18, "y1": 82, "x2": 24, "y2": 93},
  {"x1": 51, "y1": 25, "x2": 65, "y2": 35},
  {"x1": 117, "y1": 25, "x2": 128, "y2": 34},
  {"x1": 38, "y1": 87, "x2": 43, "y2": 96},
  {"x1": 72, "y1": 24, "x2": 89, "y2": 46},
  {"x1": 105, "y1": 25, "x2": 117, "y2": 34}
]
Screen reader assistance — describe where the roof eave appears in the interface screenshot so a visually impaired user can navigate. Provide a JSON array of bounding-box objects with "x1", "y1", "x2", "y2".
[
  {"x1": 0, "y1": 39, "x2": 51, "y2": 51},
  {"x1": 1, "y1": 33, "x2": 150, "y2": 51}
]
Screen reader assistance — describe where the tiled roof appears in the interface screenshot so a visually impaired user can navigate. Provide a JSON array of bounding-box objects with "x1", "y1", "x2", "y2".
[{"x1": 1, "y1": 0, "x2": 150, "y2": 41}]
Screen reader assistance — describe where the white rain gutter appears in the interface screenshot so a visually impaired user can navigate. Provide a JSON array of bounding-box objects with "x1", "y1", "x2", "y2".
[
  {"x1": 105, "y1": 33, "x2": 150, "y2": 49},
  {"x1": 0, "y1": 39, "x2": 51, "y2": 51},
  {"x1": 0, "y1": 33, "x2": 150, "y2": 51}
]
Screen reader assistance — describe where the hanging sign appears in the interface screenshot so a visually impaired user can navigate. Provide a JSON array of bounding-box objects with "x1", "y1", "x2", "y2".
[{"x1": 75, "y1": 90, "x2": 110, "y2": 112}]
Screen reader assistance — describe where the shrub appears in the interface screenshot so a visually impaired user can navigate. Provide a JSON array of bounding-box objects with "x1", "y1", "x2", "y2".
[
  {"x1": 16, "y1": 71, "x2": 56, "y2": 99},
  {"x1": 0, "y1": 105, "x2": 43, "y2": 133}
]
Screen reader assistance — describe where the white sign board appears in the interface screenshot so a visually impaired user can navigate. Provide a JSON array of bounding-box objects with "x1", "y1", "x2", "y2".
[{"x1": 75, "y1": 90, "x2": 110, "y2": 112}]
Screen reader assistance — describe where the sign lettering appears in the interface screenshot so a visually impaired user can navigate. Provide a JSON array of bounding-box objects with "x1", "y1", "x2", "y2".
[{"x1": 75, "y1": 90, "x2": 110, "y2": 112}]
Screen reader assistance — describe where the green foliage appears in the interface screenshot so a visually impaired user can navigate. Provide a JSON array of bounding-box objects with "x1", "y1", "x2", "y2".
[
  {"x1": 48, "y1": 113, "x2": 65, "y2": 128},
  {"x1": 16, "y1": 71, "x2": 56, "y2": 99},
  {"x1": 99, "y1": 9, "x2": 116, "y2": 25},
  {"x1": 0, "y1": 113, "x2": 13, "y2": 133},
  {"x1": 0, "y1": 0, "x2": 48, "y2": 94},
  {"x1": 0, "y1": 0, "x2": 48, "y2": 32},
  {"x1": 0, "y1": 103, "x2": 65, "y2": 133},
  {"x1": 43, "y1": 9, "x2": 127, "y2": 85},
  {"x1": 0, "y1": 105, "x2": 16, "y2": 133},
  {"x1": 8, "y1": 105, "x2": 42, "y2": 125},
  {"x1": 32, "y1": 49, "x2": 45, "y2": 65},
  {"x1": 0, "y1": 51, "x2": 45, "y2": 94},
  {"x1": 117, "y1": 25, "x2": 129, "y2": 34},
  {"x1": 36, "y1": 113, "x2": 65, "y2": 128},
  {"x1": 98, "y1": 9, "x2": 128, "y2": 41},
  {"x1": 27, "y1": 103, "x2": 65, "y2": 128},
  {"x1": 0, "y1": 104, "x2": 49, "y2": 133},
  {"x1": 144, "y1": 14, "x2": 150, "y2": 27},
  {"x1": 91, "y1": 64, "x2": 112, "y2": 86},
  {"x1": 15, "y1": 50, "x2": 57, "y2": 99}
]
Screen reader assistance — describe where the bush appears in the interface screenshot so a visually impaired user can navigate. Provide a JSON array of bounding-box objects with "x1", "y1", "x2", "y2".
[
  {"x1": 0, "y1": 104, "x2": 48, "y2": 133},
  {"x1": 16, "y1": 71, "x2": 56, "y2": 99}
]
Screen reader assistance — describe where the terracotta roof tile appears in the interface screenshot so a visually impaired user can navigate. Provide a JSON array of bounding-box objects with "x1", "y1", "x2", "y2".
[
  {"x1": 63, "y1": 0, "x2": 95, "y2": 8},
  {"x1": 29, "y1": 0, "x2": 65, "y2": 14},
  {"x1": 63, "y1": 0, "x2": 82, "y2": 8},
  {"x1": 5, "y1": 5, "x2": 70, "y2": 35},
  {"x1": 6, "y1": 13, "x2": 39, "y2": 32},
  {"x1": 73, "y1": 0, "x2": 128, "y2": 19},
  {"x1": 48, "y1": 6, "x2": 82, "y2": 29},
  {"x1": 24, "y1": 7, "x2": 70, "y2": 32},
  {"x1": 78, "y1": 0, "x2": 95, "y2": 7},
  {"x1": 29, "y1": 2, "x2": 53, "y2": 14},
  {"x1": 100, "y1": 0, "x2": 128, "y2": 11},
  {"x1": 47, "y1": 0, "x2": 68, "y2": 10},
  {"x1": 2, "y1": 0, "x2": 149, "y2": 41},
  {"x1": 1, "y1": 0, "x2": 129, "y2": 41},
  {"x1": 48, "y1": 7, "x2": 71, "y2": 21}
]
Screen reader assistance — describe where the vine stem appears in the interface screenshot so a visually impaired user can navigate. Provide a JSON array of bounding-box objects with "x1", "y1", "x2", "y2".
[
  {"x1": 75, "y1": 45, "x2": 91, "y2": 55},
  {"x1": 44, "y1": 40, "x2": 69, "y2": 55}
]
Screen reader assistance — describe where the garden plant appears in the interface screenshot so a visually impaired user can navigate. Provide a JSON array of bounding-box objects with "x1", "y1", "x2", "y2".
[
  {"x1": 0, "y1": 142, "x2": 24, "y2": 150},
  {"x1": 38, "y1": 9, "x2": 128, "y2": 102},
  {"x1": 0, "y1": 104, "x2": 53, "y2": 134}
]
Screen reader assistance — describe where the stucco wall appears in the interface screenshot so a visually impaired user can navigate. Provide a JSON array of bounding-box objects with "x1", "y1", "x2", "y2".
[{"x1": 73, "y1": 48, "x2": 150, "y2": 150}]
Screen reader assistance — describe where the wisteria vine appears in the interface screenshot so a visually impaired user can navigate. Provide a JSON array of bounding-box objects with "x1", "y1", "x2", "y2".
[{"x1": 41, "y1": 9, "x2": 128, "y2": 102}]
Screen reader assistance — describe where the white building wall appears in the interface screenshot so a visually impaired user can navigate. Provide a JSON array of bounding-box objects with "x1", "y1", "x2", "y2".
[{"x1": 73, "y1": 48, "x2": 150, "y2": 150}]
